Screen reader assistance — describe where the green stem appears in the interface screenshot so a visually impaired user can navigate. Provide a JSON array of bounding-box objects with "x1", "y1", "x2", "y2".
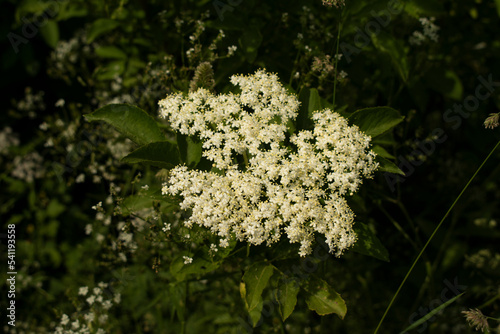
[
  {"x1": 332, "y1": 11, "x2": 342, "y2": 109},
  {"x1": 374, "y1": 139, "x2": 500, "y2": 334}
]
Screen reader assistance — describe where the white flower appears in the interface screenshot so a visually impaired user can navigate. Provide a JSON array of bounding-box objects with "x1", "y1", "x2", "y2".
[
  {"x1": 86, "y1": 295, "x2": 95, "y2": 305},
  {"x1": 159, "y1": 70, "x2": 377, "y2": 257},
  {"x1": 85, "y1": 224, "x2": 92, "y2": 235},
  {"x1": 78, "y1": 286, "x2": 89, "y2": 296},
  {"x1": 227, "y1": 45, "x2": 237, "y2": 56},
  {"x1": 60, "y1": 314, "x2": 70, "y2": 326},
  {"x1": 162, "y1": 223, "x2": 171, "y2": 232},
  {"x1": 183, "y1": 256, "x2": 193, "y2": 264},
  {"x1": 55, "y1": 99, "x2": 65, "y2": 108}
]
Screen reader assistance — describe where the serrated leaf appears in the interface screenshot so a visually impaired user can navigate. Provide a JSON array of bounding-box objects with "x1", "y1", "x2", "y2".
[
  {"x1": 350, "y1": 222, "x2": 390, "y2": 262},
  {"x1": 242, "y1": 263, "x2": 274, "y2": 326},
  {"x1": 400, "y1": 293, "x2": 465, "y2": 333},
  {"x1": 349, "y1": 106, "x2": 404, "y2": 137},
  {"x1": 87, "y1": 18, "x2": 120, "y2": 43},
  {"x1": 121, "y1": 141, "x2": 181, "y2": 169},
  {"x1": 303, "y1": 275, "x2": 347, "y2": 318},
  {"x1": 84, "y1": 104, "x2": 166, "y2": 145},
  {"x1": 277, "y1": 277, "x2": 300, "y2": 321},
  {"x1": 376, "y1": 156, "x2": 405, "y2": 175}
]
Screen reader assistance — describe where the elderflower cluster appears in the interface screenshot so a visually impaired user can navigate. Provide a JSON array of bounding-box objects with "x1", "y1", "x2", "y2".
[{"x1": 159, "y1": 70, "x2": 378, "y2": 257}]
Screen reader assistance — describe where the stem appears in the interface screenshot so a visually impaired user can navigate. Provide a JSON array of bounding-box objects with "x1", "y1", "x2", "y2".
[
  {"x1": 373, "y1": 139, "x2": 500, "y2": 334},
  {"x1": 332, "y1": 11, "x2": 342, "y2": 109}
]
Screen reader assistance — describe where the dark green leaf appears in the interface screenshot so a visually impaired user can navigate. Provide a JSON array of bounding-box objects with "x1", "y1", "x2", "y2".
[
  {"x1": 303, "y1": 275, "x2": 347, "y2": 318},
  {"x1": 308, "y1": 88, "x2": 322, "y2": 114},
  {"x1": 372, "y1": 145, "x2": 395, "y2": 159},
  {"x1": 350, "y1": 222, "x2": 390, "y2": 262},
  {"x1": 371, "y1": 32, "x2": 409, "y2": 82},
  {"x1": 277, "y1": 276, "x2": 300, "y2": 321},
  {"x1": 121, "y1": 141, "x2": 181, "y2": 169},
  {"x1": 239, "y1": 26, "x2": 263, "y2": 63},
  {"x1": 95, "y1": 45, "x2": 127, "y2": 59},
  {"x1": 84, "y1": 104, "x2": 166, "y2": 145},
  {"x1": 376, "y1": 156, "x2": 405, "y2": 175},
  {"x1": 40, "y1": 20, "x2": 59, "y2": 48},
  {"x1": 95, "y1": 60, "x2": 126, "y2": 81},
  {"x1": 349, "y1": 107, "x2": 404, "y2": 137},
  {"x1": 242, "y1": 263, "x2": 274, "y2": 326},
  {"x1": 176, "y1": 133, "x2": 202, "y2": 168},
  {"x1": 87, "y1": 18, "x2": 120, "y2": 43}
]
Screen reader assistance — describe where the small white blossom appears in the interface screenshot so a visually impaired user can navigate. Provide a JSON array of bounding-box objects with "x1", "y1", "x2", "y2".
[
  {"x1": 227, "y1": 45, "x2": 237, "y2": 56},
  {"x1": 78, "y1": 286, "x2": 89, "y2": 296},
  {"x1": 60, "y1": 314, "x2": 70, "y2": 326},
  {"x1": 183, "y1": 256, "x2": 193, "y2": 264}
]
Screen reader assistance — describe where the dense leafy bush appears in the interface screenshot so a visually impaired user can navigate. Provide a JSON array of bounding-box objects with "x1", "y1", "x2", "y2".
[{"x1": 1, "y1": 0, "x2": 500, "y2": 333}]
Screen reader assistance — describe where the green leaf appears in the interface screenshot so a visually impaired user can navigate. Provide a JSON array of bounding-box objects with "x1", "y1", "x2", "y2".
[
  {"x1": 239, "y1": 26, "x2": 263, "y2": 63},
  {"x1": 303, "y1": 275, "x2": 347, "y2": 318},
  {"x1": 404, "y1": 0, "x2": 445, "y2": 17},
  {"x1": 121, "y1": 141, "x2": 181, "y2": 169},
  {"x1": 496, "y1": 0, "x2": 500, "y2": 17},
  {"x1": 95, "y1": 60, "x2": 126, "y2": 81},
  {"x1": 84, "y1": 104, "x2": 166, "y2": 145},
  {"x1": 308, "y1": 88, "x2": 322, "y2": 114},
  {"x1": 277, "y1": 277, "x2": 300, "y2": 321},
  {"x1": 425, "y1": 69, "x2": 463, "y2": 101},
  {"x1": 40, "y1": 20, "x2": 59, "y2": 48},
  {"x1": 297, "y1": 88, "x2": 314, "y2": 130},
  {"x1": 371, "y1": 32, "x2": 409, "y2": 82},
  {"x1": 176, "y1": 133, "x2": 202, "y2": 168},
  {"x1": 372, "y1": 145, "x2": 395, "y2": 159},
  {"x1": 350, "y1": 222, "x2": 390, "y2": 262},
  {"x1": 95, "y1": 45, "x2": 127, "y2": 59},
  {"x1": 349, "y1": 107, "x2": 404, "y2": 137},
  {"x1": 376, "y1": 156, "x2": 405, "y2": 175},
  {"x1": 400, "y1": 293, "x2": 465, "y2": 333},
  {"x1": 170, "y1": 255, "x2": 220, "y2": 282},
  {"x1": 242, "y1": 263, "x2": 274, "y2": 326},
  {"x1": 87, "y1": 18, "x2": 120, "y2": 43}
]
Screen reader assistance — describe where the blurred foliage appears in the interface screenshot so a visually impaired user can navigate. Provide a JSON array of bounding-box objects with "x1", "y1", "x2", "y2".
[{"x1": 1, "y1": 0, "x2": 500, "y2": 333}]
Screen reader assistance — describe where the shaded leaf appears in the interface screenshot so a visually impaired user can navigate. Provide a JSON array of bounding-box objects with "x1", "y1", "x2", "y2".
[
  {"x1": 87, "y1": 18, "x2": 120, "y2": 43},
  {"x1": 372, "y1": 145, "x2": 395, "y2": 159},
  {"x1": 239, "y1": 26, "x2": 263, "y2": 63},
  {"x1": 40, "y1": 20, "x2": 59, "y2": 48},
  {"x1": 308, "y1": 88, "x2": 322, "y2": 114},
  {"x1": 121, "y1": 141, "x2": 181, "y2": 169},
  {"x1": 349, "y1": 107, "x2": 404, "y2": 137},
  {"x1": 277, "y1": 277, "x2": 300, "y2": 321},
  {"x1": 351, "y1": 222, "x2": 390, "y2": 262},
  {"x1": 376, "y1": 156, "x2": 405, "y2": 175},
  {"x1": 84, "y1": 104, "x2": 166, "y2": 145},
  {"x1": 371, "y1": 32, "x2": 409, "y2": 82},
  {"x1": 95, "y1": 45, "x2": 127, "y2": 59},
  {"x1": 303, "y1": 275, "x2": 347, "y2": 318},
  {"x1": 242, "y1": 263, "x2": 274, "y2": 326}
]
